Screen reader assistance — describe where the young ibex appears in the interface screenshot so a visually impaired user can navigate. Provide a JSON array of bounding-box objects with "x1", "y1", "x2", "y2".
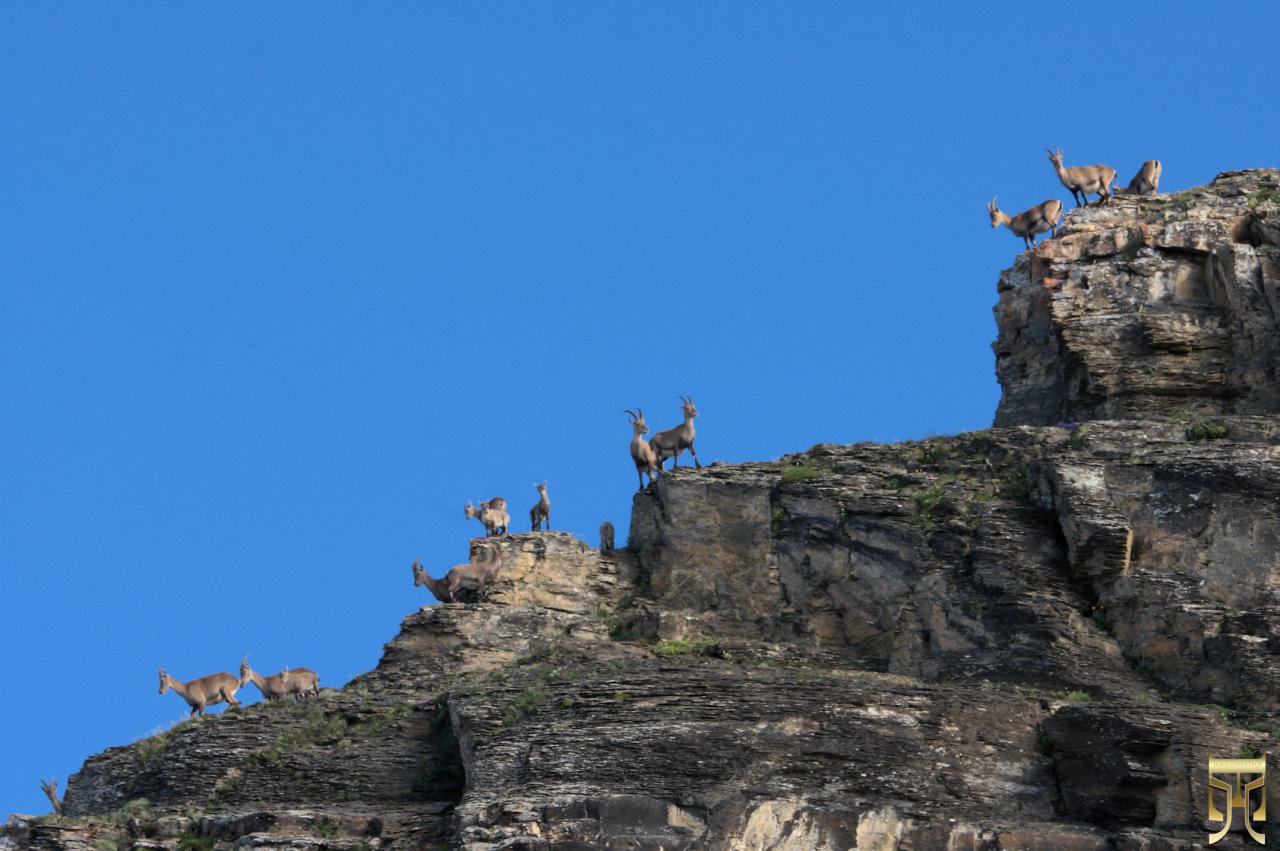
[
  {"x1": 1119, "y1": 160, "x2": 1162, "y2": 196},
  {"x1": 1047, "y1": 148, "x2": 1117, "y2": 207},
  {"x1": 626, "y1": 408, "x2": 659, "y2": 491},
  {"x1": 158, "y1": 667, "x2": 242, "y2": 716},
  {"x1": 599, "y1": 521, "x2": 615, "y2": 552},
  {"x1": 650, "y1": 396, "x2": 700, "y2": 471},
  {"x1": 988, "y1": 196, "x2": 1064, "y2": 250},
  {"x1": 284, "y1": 667, "x2": 320, "y2": 700},
  {"x1": 412, "y1": 557, "x2": 501, "y2": 603},
  {"x1": 239, "y1": 656, "x2": 293, "y2": 701},
  {"x1": 39, "y1": 778, "x2": 62, "y2": 815},
  {"x1": 464, "y1": 497, "x2": 509, "y2": 537},
  {"x1": 529, "y1": 481, "x2": 551, "y2": 532}
]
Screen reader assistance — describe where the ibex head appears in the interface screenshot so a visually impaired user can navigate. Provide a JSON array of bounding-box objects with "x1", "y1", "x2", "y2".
[
  {"x1": 158, "y1": 668, "x2": 173, "y2": 695},
  {"x1": 281, "y1": 667, "x2": 291, "y2": 686},
  {"x1": 40, "y1": 778, "x2": 57, "y2": 797},
  {"x1": 988, "y1": 196, "x2": 1002, "y2": 227},
  {"x1": 412, "y1": 559, "x2": 428, "y2": 587},
  {"x1": 239, "y1": 655, "x2": 252, "y2": 684},
  {"x1": 535, "y1": 481, "x2": 547, "y2": 494},
  {"x1": 625, "y1": 409, "x2": 649, "y2": 435},
  {"x1": 1046, "y1": 147, "x2": 1065, "y2": 168},
  {"x1": 463, "y1": 502, "x2": 477, "y2": 520},
  {"x1": 679, "y1": 396, "x2": 699, "y2": 418}
]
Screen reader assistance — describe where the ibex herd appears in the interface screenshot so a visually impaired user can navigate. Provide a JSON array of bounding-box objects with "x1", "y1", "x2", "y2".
[
  {"x1": 413, "y1": 397, "x2": 701, "y2": 602},
  {"x1": 157, "y1": 656, "x2": 319, "y2": 717},
  {"x1": 626, "y1": 396, "x2": 700, "y2": 491},
  {"x1": 990, "y1": 148, "x2": 1162, "y2": 251},
  {"x1": 125, "y1": 399, "x2": 700, "y2": 788}
]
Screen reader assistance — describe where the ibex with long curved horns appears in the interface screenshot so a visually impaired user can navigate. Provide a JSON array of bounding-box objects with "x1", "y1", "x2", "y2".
[
  {"x1": 988, "y1": 196, "x2": 1063, "y2": 250},
  {"x1": 599, "y1": 521, "x2": 615, "y2": 552},
  {"x1": 412, "y1": 557, "x2": 501, "y2": 603},
  {"x1": 626, "y1": 409, "x2": 659, "y2": 491},
  {"x1": 39, "y1": 778, "x2": 62, "y2": 815},
  {"x1": 651, "y1": 396, "x2": 700, "y2": 471},
  {"x1": 464, "y1": 497, "x2": 509, "y2": 537},
  {"x1": 158, "y1": 667, "x2": 242, "y2": 716},
  {"x1": 1047, "y1": 148, "x2": 1116, "y2": 207}
]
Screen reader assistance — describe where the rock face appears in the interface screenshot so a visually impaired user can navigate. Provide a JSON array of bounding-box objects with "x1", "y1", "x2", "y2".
[
  {"x1": 8, "y1": 169, "x2": 1280, "y2": 850},
  {"x1": 994, "y1": 168, "x2": 1280, "y2": 426}
]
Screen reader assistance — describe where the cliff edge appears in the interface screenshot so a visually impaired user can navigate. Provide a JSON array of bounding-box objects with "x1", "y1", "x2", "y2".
[{"x1": 7, "y1": 169, "x2": 1280, "y2": 850}]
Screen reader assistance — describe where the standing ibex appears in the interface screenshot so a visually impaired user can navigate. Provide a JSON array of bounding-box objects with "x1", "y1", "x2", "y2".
[
  {"x1": 158, "y1": 667, "x2": 242, "y2": 716},
  {"x1": 412, "y1": 557, "x2": 501, "y2": 603},
  {"x1": 239, "y1": 656, "x2": 293, "y2": 701},
  {"x1": 599, "y1": 521, "x2": 615, "y2": 552},
  {"x1": 284, "y1": 667, "x2": 320, "y2": 700},
  {"x1": 651, "y1": 396, "x2": 700, "y2": 471},
  {"x1": 39, "y1": 778, "x2": 62, "y2": 815},
  {"x1": 464, "y1": 497, "x2": 509, "y2": 537},
  {"x1": 988, "y1": 196, "x2": 1063, "y2": 249},
  {"x1": 529, "y1": 482, "x2": 551, "y2": 532},
  {"x1": 1120, "y1": 160, "x2": 1162, "y2": 196},
  {"x1": 1047, "y1": 148, "x2": 1117, "y2": 207},
  {"x1": 626, "y1": 409, "x2": 659, "y2": 491}
]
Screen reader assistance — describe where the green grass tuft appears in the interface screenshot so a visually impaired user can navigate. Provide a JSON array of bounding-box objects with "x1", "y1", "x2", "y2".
[
  {"x1": 1248, "y1": 187, "x2": 1280, "y2": 209},
  {"x1": 503, "y1": 689, "x2": 548, "y2": 725},
  {"x1": 652, "y1": 637, "x2": 719, "y2": 657},
  {"x1": 1187, "y1": 422, "x2": 1229, "y2": 441},
  {"x1": 1035, "y1": 725, "x2": 1054, "y2": 757},
  {"x1": 177, "y1": 838, "x2": 214, "y2": 851},
  {"x1": 780, "y1": 464, "x2": 819, "y2": 484}
]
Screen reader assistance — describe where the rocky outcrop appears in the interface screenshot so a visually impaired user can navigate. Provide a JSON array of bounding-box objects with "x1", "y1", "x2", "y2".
[
  {"x1": 994, "y1": 168, "x2": 1280, "y2": 426},
  {"x1": 8, "y1": 169, "x2": 1280, "y2": 850}
]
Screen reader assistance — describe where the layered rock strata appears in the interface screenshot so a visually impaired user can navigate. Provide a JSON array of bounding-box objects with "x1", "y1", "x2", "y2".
[{"x1": 8, "y1": 170, "x2": 1280, "y2": 850}]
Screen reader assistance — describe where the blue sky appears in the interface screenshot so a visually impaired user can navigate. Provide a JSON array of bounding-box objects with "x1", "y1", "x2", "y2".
[{"x1": 2, "y1": 3, "x2": 1276, "y2": 816}]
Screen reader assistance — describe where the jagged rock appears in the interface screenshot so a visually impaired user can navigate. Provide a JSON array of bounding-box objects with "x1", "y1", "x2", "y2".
[
  {"x1": 994, "y1": 168, "x2": 1280, "y2": 426},
  {"x1": 12, "y1": 170, "x2": 1280, "y2": 849}
]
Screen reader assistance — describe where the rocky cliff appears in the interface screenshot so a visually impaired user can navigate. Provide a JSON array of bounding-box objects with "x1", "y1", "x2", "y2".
[
  {"x1": 994, "y1": 169, "x2": 1280, "y2": 426},
  {"x1": 6, "y1": 169, "x2": 1280, "y2": 850}
]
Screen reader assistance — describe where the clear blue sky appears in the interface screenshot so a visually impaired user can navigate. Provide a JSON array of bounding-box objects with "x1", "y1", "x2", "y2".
[{"x1": 2, "y1": 3, "x2": 1276, "y2": 816}]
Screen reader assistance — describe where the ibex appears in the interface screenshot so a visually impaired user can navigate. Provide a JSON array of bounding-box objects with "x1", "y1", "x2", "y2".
[
  {"x1": 599, "y1": 521, "x2": 615, "y2": 552},
  {"x1": 464, "y1": 497, "x2": 509, "y2": 537},
  {"x1": 39, "y1": 778, "x2": 62, "y2": 815},
  {"x1": 158, "y1": 667, "x2": 242, "y2": 716},
  {"x1": 239, "y1": 656, "x2": 293, "y2": 701},
  {"x1": 529, "y1": 481, "x2": 551, "y2": 532},
  {"x1": 626, "y1": 408, "x2": 659, "y2": 491},
  {"x1": 988, "y1": 196, "x2": 1063, "y2": 250},
  {"x1": 1119, "y1": 160, "x2": 1162, "y2": 196},
  {"x1": 284, "y1": 667, "x2": 320, "y2": 699},
  {"x1": 650, "y1": 396, "x2": 700, "y2": 470},
  {"x1": 1047, "y1": 148, "x2": 1117, "y2": 207},
  {"x1": 412, "y1": 557, "x2": 501, "y2": 603}
]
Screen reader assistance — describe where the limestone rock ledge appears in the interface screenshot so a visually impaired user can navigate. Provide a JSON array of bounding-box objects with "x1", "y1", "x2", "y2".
[
  {"x1": 9, "y1": 417, "x2": 1280, "y2": 849},
  {"x1": 994, "y1": 168, "x2": 1280, "y2": 426}
]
